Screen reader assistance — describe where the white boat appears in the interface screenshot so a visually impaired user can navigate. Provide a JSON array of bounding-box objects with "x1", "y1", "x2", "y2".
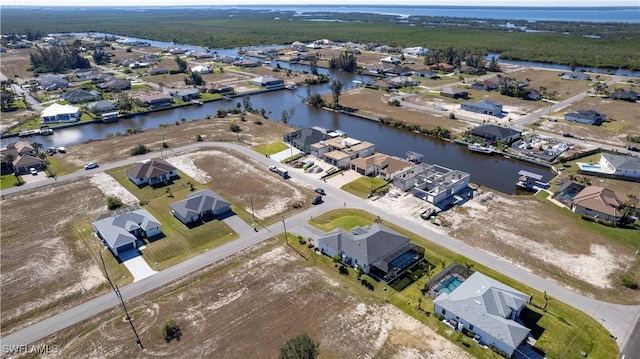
[{"x1": 468, "y1": 143, "x2": 493, "y2": 154}]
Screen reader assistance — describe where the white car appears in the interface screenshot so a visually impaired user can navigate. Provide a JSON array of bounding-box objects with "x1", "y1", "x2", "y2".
[
  {"x1": 84, "y1": 162, "x2": 99, "y2": 170},
  {"x1": 269, "y1": 165, "x2": 277, "y2": 172},
  {"x1": 30, "y1": 168, "x2": 38, "y2": 175}
]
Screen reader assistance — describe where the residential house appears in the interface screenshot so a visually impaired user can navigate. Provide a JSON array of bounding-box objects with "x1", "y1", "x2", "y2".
[
  {"x1": 61, "y1": 89, "x2": 101, "y2": 103},
  {"x1": 431, "y1": 62, "x2": 455, "y2": 72},
  {"x1": 40, "y1": 103, "x2": 81, "y2": 124},
  {"x1": 525, "y1": 89, "x2": 541, "y2": 101},
  {"x1": 147, "y1": 67, "x2": 169, "y2": 75},
  {"x1": 189, "y1": 51, "x2": 213, "y2": 59},
  {"x1": 87, "y1": 100, "x2": 117, "y2": 114},
  {"x1": 440, "y1": 88, "x2": 469, "y2": 99},
  {"x1": 191, "y1": 65, "x2": 212, "y2": 74},
  {"x1": 233, "y1": 58, "x2": 260, "y2": 68},
  {"x1": 169, "y1": 189, "x2": 231, "y2": 225},
  {"x1": 73, "y1": 68, "x2": 101, "y2": 81},
  {"x1": 12, "y1": 154, "x2": 46, "y2": 175},
  {"x1": 350, "y1": 153, "x2": 413, "y2": 180},
  {"x1": 250, "y1": 75, "x2": 284, "y2": 89},
  {"x1": 390, "y1": 76, "x2": 416, "y2": 88},
  {"x1": 139, "y1": 93, "x2": 174, "y2": 109},
  {"x1": 387, "y1": 66, "x2": 414, "y2": 77},
  {"x1": 393, "y1": 163, "x2": 470, "y2": 206},
  {"x1": 368, "y1": 63, "x2": 395, "y2": 75},
  {"x1": 402, "y1": 46, "x2": 428, "y2": 56},
  {"x1": 466, "y1": 124, "x2": 521, "y2": 144},
  {"x1": 126, "y1": 158, "x2": 178, "y2": 186},
  {"x1": 310, "y1": 136, "x2": 375, "y2": 169},
  {"x1": 316, "y1": 223, "x2": 423, "y2": 282},
  {"x1": 283, "y1": 127, "x2": 331, "y2": 154},
  {"x1": 559, "y1": 71, "x2": 591, "y2": 81},
  {"x1": 201, "y1": 83, "x2": 234, "y2": 95},
  {"x1": 414, "y1": 68, "x2": 439, "y2": 79},
  {"x1": 218, "y1": 55, "x2": 237, "y2": 64},
  {"x1": 37, "y1": 75, "x2": 69, "y2": 91},
  {"x1": 91, "y1": 73, "x2": 116, "y2": 84},
  {"x1": 471, "y1": 78, "x2": 499, "y2": 91},
  {"x1": 610, "y1": 89, "x2": 639, "y2": 102},
  {"x1": 140, "y1": 53, "x2": 161, "y2": 63},
  {"x1": 433, "y1": 272, "x2": 530, "y2": 358},
  {"x1": 305, "y1": 42, "x2": 321, "y2": 50},
  {"x1": 93, "y1": 209, "x2": 162, "y2": 256},
  {"x1": 169, "y1": 88, "x2": 201, "y2": 101},
  {"x1": 97, "y1": 79, "x2": 131, "y2": 91},
  {"x1": 380, "y1": 56, "x2": 401, "y2": 65},
  {"x1": 168, "y1": 47, "x2": 186, "y2": 55},
  {"x1": 461, "y1": 99, "x2": 504, "y2": 117},
  {"x1": 599, "y1": 153, "x2": 640, "y2": 179},
  {"x1": 571, "y1": 186, "x2": 636, "y2": 222},
  {"x1": 119, "y1": 59, "x2": 138, "y2": 68},
  {"x1": 564, "y1": 109, "x2": 606, "y2": 125},
  {"x1": 1, "y1": 141, "x2": 44, "y2": 175}
]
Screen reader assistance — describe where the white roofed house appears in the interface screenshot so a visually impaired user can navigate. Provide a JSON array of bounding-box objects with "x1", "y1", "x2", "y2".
[
  {"x1": 191, "y1": 65, "x2": 212, "y2": 74},
  {"x1": 40, "y1": 103, "x2": 81, "y2": 123},
  {"x1": 250, "y1": 75, "x2": 284, "y2": 90},
  {"x1": 434, "y1": 272, "x2": 531, "y2": 358}
]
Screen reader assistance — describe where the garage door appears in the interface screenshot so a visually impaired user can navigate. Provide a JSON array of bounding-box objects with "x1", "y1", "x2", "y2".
[{"x1": 117, "y1": 242, "x2": 135, "y2": 254}]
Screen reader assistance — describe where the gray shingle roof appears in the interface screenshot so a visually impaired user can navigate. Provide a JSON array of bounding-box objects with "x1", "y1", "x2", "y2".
[
  {"x1": 468, "y1": 124, "x2": 521, "y2": 139},
  {"x1": 169, "y1": 189, "x2": 231, "y2": 220},
  {"x1": 93, "y1": 209, "x2": 160, "y2": 249},
  {"x1": 434, "y1": 272, "x2": 530, "y2": 351},
  {"x1": 317, "y1": 223, "x2": 410, "y2": 267},
  {"x1": 126, "y1": 158, "x2": 176, "y2": 180},
  {"x1": 602, "y1": 153, "x2": 640, "y2": 171}
]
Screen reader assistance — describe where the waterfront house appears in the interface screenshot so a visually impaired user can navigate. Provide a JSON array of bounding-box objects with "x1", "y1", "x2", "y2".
[
  {"x1": 368, "y1": 63, "x2": 395, "y2": 75},
  {"x1": 201, "y1": 83, "x2": 234, "y2": 95},
  {"x1": 440, "y1": 88, "x2": 468, "y2": 99},
  {"x1": 610, "y1": 89, "x2": 639, "y2": 102},
  {"x1": 599, "y1": 153, "x2": 640, "y2": 179},
  {"x1": 466, "y1": 124, "x2": 521, "y2": 144},
  {"x1": 62, "y1": 89, "x2": 101, "y2": 104},
  {"x1": 350, "y1": 153, "x2": 413, "y2": 180},
  {"x1": 310, "y1": 136, "x2": 375, "y2": 169},
  {"x1": 169, "y1": 88, "x2": 201, "y2": 101},
  {"x1": 87, "y1": 100, "x2": 117, "y2": 114},
  {"x1": 316, "y1": 223, "x2": 423, "y2": 282},
  {"x1": 283, "y1": 127, "x2": 331, "y2": 154},
  {"x1": 564, "y1": 109, "x2": 605, "y2": 125},
  {"x1": 434, "y1": 272, "x2": 530, "y2": 358},
  {"x1": 1, "y1": 141, "x2": 38, "y2": 175},
  {"x1": 127, "y1": 158, "x2": 178, "y2": 186},
  {"x1": 93, "y1": 209, "x2": 162, "y2": 257},
  {"x1": 219, "y1": 55, "x2": 237, "y2": 64},
  {"x1": 40, "y1": 103, "x2": 81, "y2": 124},
  {"x1": 571, "y1": 186, "x2": 636, "y2": 222},
  {"x1": 139, "y1": 93, "x2": 174, "y2": 109},
  {"x1": 190, "y1": 65, "x2": 212, "y2": 74},
  {"x1": 233, "y1": 58, "x2": 260, "y2": 68},
  {"x1": 250, "y1": 75, "x2": 284, "y2": 89},
  {"x1": 393, "y1": 163, "x2": 470, "y2": 206},
  {"x1": 461, "y1": 99, "x2": 503, "y2": 117},
  {"x1": 559, "y1": 71, "x2": 591, "y2": 81},
  {"x1": 169, "y1": 189, "x2": 231, "y2": 225}
]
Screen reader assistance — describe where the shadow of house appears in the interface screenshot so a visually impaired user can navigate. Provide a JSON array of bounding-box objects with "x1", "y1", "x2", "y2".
[
  {"x1": 169, "y1": 189, "x2": 232, "y2": 226},
  {"x1": 126, "y1": 158, "x2": 178, "y2": 187}
]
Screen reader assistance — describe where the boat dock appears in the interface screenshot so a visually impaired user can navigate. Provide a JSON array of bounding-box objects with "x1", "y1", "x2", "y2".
[
  {"x1": 18, "y1": 126, "x2": 53, "y2": 137},
  {"x1": 516, "y1": 170, "x2": 550, "y2": 192}
]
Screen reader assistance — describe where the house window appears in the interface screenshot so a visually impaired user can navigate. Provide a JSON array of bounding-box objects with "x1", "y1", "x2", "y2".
[
  {"x1": 441, "y1": 309, "x2": 446, "y2": 315},
  {"x1": 469, "y1": 324, "x2": 474, "y2": 331}
]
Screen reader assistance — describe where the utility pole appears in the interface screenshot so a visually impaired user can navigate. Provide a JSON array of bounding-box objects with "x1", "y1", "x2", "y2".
[
  {"x1": 99, "y1": 251, "x2": 144, "y2": 349},
  {"x1": 282, "y1": 214, "x2": 288, "y2": 244}
]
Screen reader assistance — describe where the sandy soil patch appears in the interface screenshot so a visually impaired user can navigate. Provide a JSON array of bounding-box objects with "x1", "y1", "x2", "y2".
[
  {"x1": 39, "y1": 242, "x2": 469, "y2": 359},
  {"x1": 89, "y1": 172, "x2": 139, "y2": 204},
  {"x1": 164, "y1": 152, "x2": 212, "y2": 183}
]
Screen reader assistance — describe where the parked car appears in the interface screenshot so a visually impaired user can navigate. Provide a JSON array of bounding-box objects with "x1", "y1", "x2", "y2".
[
  {"x1": 312, "y1": 195, "x2": 323, "y2": 205},
  {"x1": 314, "y1": 188, "x2": 326, "y2": 195},
  {"x1": 57, "y1": 147, "x2": 67, "y2": 153},
  {"x1": 30, "y1": 167, "x2": 37, "y2": 175},
  {"x1": 84, "y1": 162, "x2": 99, "y2": 170},
  {"x1": 268, "y1": 165, "x2": 277, "y2": 172}
]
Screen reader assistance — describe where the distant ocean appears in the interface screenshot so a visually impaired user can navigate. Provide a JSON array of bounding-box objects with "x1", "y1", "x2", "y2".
[{"x1": 218, "y1": 5, "x2": 640, "y2": 23}]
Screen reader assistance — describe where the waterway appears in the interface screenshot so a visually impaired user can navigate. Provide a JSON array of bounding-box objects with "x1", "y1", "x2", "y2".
[{"x1": 5, "y1": 35, "x2": 564, "y2": 194}]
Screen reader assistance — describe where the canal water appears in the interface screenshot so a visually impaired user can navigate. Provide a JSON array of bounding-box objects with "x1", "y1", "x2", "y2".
[{"x1": 5, "y1": 34, "x2": 567, "y2": 194}]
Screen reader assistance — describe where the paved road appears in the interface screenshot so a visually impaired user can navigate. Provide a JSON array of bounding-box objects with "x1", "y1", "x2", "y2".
[{"x1": 1, "y1": 142, "x2": 639, "y2": 356}]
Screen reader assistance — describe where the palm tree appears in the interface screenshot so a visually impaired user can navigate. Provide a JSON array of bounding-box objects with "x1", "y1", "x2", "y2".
[{"x1": 30, "y1": 142, "x2": 43, "y2": 155}]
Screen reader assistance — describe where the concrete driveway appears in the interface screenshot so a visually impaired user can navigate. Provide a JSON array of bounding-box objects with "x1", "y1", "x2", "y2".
[
  {"x1": 19, "y1": 171, "x2": 51, "y2": 185},
  {"x1": 270, "y1": 143, "x2": 303, "y2": 162},
  {"x1": 119, "y1": 249, "x2": 157, "y2": 282}
]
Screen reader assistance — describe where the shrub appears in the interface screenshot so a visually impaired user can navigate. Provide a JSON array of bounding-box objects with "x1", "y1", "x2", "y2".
[
  {"x1": 621, "y1": 276, "x2": 639, "y2": 289},
  {"x1": 254, "y1": 119, "x2": 262, "y2": 125},
  {"x1": 434, "y1": 313, "x2": 444, "y2": 321},
  {"x1": 130, "y1": 144, "x2": 149, "y2": 156},
  {"x1": 388, "y1": 99, "x2": 401, "y2": 106},
  {"x1": 338, "y1": 265, "x2": 349, "y2": 275},
  {"x1": 106, "y1": 196, "x2": 123, "y2": 210},
  {"x1": 195, "y1": 134, "x2": 203, "y2": 141},
  {"x1": 162, "y1": 318, "x2": 182, "y2": 343},
  {"x1": 230, "y1": 120, "x2": 240, "y2": 133},
  {"x1": 161, "y1": 141, "x2": 169, "y2": 148}
]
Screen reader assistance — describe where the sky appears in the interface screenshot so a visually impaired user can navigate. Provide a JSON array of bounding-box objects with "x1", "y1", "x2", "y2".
[{"x1": 2, "y1": 0, "x2": 639, "y2": 7}]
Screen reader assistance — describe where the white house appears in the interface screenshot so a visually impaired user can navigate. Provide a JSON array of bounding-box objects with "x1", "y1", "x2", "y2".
[
  {"x1": 380, "y1": 56, "x2": 401, "y2": 65},
  {"x1": 402, "y1": 46, "x2": 428, "y2": 56},
  {"x1": 191, "y1": 65, "x2": 212, "y2": 74},
  {"x1": 393, "y1": 163, "x2": 470, "y2": 206},
  {"x1": 434, "y1": 272, "x2": 530, "y2": 358},
  {"x1": 126, "y1": 158, "x2": 178, "y2": 186},
  {"x1": 599, "y1": 153, "x2": 640, "y2": 179},
  {"x1": 40, "y1": 103, "x2": 81, "y2": 124}
]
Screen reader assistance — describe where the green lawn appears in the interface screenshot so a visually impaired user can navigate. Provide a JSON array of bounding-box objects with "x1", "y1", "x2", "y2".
[
  {"x1": 304, "y1": 209, "x2": 618, "y2": 359},
  {"x1": 253, "y1": 141, "x2": 289, "y2": 156},
  {"x1": 0, "y1": 174, "x2": 20, "y2": 189},
  {"x1": 105, "y1": 166, "x2": 239, "y2": 269},
  {"x1": 341, "y1": 176, "x2": 390, "y2": 199}
]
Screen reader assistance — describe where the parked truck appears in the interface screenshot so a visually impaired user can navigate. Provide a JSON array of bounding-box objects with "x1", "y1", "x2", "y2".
[{"x1": 276, "y1": 167, "x2": 288, "y2": 178}]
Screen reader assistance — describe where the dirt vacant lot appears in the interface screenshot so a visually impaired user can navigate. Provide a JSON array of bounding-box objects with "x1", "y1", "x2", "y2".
[{"x1": 33, "y1": 239, "x2": 471, "y2": 359}]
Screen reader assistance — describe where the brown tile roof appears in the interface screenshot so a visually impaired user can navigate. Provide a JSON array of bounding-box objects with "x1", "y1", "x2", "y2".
[
  {"x1": 572, "y1": 186, "x2": 628, "y2": 218},
  {"x1": 127, "y1": 158, "x2": 176, "y2": 180},
  {"x1": 325, "y1": 150, "x2": 350, "y2": 161},
  {"x1": 13, "y1": 154, "x2": 43, "y2": 167}
]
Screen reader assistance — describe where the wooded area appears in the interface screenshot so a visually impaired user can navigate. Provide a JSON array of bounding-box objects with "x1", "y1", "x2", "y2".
[{"x1": 2, "y1": 8, "x2": 639, "y2": 70}]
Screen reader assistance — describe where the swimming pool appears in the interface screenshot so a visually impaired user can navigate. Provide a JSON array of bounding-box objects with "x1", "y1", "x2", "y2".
[
  {"x1": 434, "y1": 275, "x2": 464, "y2": 294},
  {"x1": 577, "y1": 162, "x2": 603, "y2": 171},
  {"x1": 389, "y1": 250, "x2": 419, "y2": 270}
]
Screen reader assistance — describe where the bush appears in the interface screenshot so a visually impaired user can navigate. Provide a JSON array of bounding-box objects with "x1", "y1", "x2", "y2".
[
  {"x1": 106, "y1": 196, "x2": 123, "y2": 210},
  {"x1": 621, "y1": 276, "x2": 639, "y2": 289},
  {"x1": 130, "y1": 144, "x2": 149, "y2": 156},
  {"x1": 254, "y1": 119, "x2": 262, "y2": 125},
  {"x1": 230, "y1": 120, "x2": 240, "y2": 132},
  {"x1": 388, "y1": 99, "x2": 401, "y2": 106},
  {"x1": 161, "y1": 141, "x2": 169, "y2": 148},
  {"x1": 195, "y1": 134, "x2": 203, "y2": 141},
  {"x1": 162, "y1": 318, "x2": 182, "y2": 343},
  {"x1": 338, "y1": 265, "x2": 349, "y2": 275},
  {"x1": 434, "y1": 313, "x2": 445, "y2": 321}
]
